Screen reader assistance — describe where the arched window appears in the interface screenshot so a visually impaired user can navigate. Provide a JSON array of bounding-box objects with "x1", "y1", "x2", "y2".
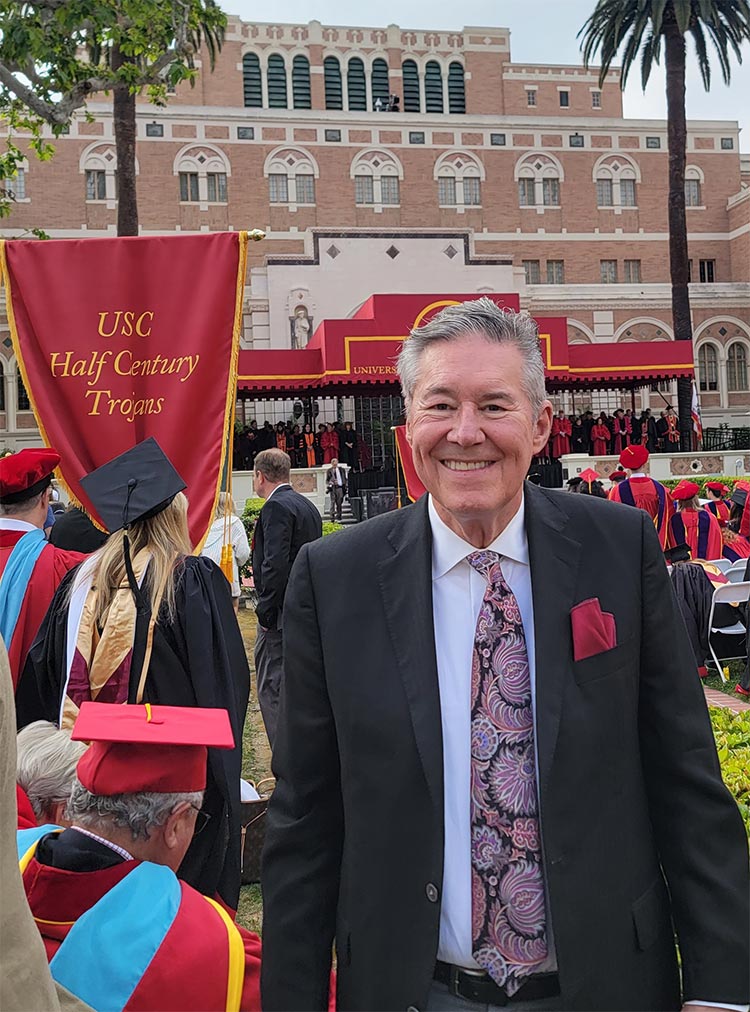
[
  {"x1": 697, "y1": 344, "x2": 718, "y2": 392},
  {"x1": 292, "y1": 55, "x2": 311, "y2": 109},
  {"x1": 264, "y1": 147, "x2": 318, "y2": 207},
  {"x1": 448, "y1": 62, "x2": 465, "y2": 114},
  {"x1": 424, "y1": 61, "x2": 443, "y2": 113},
  {"x1": 324, "y1": 57, "x2": 343, "y2": 110},
  {"x1": 351, "y1": 149, "x2": 403, "y2": 208},
  {"x1": 242, "y1": 53, "x2": 262, "y2": 107},
  {"x1": 267, "y1": 54, "x2": 287, "y2": 109},
  {"x1": 592, "y1": 154, "x2": 640, "y2": 209},
  {"x1": 174, "y1": 145, "x2": 230, "y2": 204},
  {"x1": 514, "y1": 153, "x2": 564, "y2": 208},
  {"x1": 434, "y1": 151, "x2": 484, "y2": 210},
  {"x1": 80, "y1": 143, "x2": 124, "y2": 203},
  {"x1": 402, "y1": 59, "x2": 420, "y2": 112},
  {"x1": 727, "y1": 342, "x2": 748, "y2": 391},
  {"x1": 347, "y1": 58, "x2": 367, "y2": 111},
  {"x1": 685, "y1": 165, "x2": 704, "y2": 207},
  {"x1": 17, "y1": 372, "x2": 30, "y2": 411},
  {"x1": 371, "y1": 58, "x2": 390, "y2": 109}
]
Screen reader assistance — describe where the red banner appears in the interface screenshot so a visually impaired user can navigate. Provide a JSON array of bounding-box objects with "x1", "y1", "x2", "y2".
[
  {"x1": 394, "y1": 425, "x2": 427, "y2": 503},
  {"x1": 1, "y1": 232, "x2": 248, "y2": 547}
]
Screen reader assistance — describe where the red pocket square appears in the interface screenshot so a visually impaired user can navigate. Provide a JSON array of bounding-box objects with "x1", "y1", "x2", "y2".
[{"x1": 571, "y1": 598, "x2": 617, "y2": 662}]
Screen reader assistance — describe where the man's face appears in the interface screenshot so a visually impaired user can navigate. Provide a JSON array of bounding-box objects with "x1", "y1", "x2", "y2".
[{"x1": 406, "y1": 334, "x2": 552, "y2": 528}]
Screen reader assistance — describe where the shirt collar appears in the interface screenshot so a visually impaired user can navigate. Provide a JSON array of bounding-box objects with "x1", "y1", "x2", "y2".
[
  {"x1": 265, "y1": 482, "x2": 290, "y2": 502},
  {"x1": 0, "y1": 518, "x2": 37, "y2": 533},
  {"x1": 428, "y1": 494, "x2": 528, "y2": 581}
]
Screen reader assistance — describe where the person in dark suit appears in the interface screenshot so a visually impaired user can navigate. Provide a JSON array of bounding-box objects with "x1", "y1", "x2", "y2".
[
  {"x1": 261, "y1": 299, "x2": 748, "y2": 1012},
  {"x1": 252, "y1": 448, "x2": 322, "y2": 748}
]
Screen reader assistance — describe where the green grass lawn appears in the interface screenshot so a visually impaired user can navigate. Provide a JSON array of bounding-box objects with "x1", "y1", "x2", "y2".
[
  {"x1": 236, "y1": 607, "x2": 272, "y2": 936},
  {"x1": 704, "y1": 659, "x2": 746, "y2": 698}
]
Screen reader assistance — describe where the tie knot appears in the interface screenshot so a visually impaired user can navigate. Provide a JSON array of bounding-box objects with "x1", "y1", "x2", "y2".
[{"x1": 468, "y1": 550, "x2": 501, "y2": 582}]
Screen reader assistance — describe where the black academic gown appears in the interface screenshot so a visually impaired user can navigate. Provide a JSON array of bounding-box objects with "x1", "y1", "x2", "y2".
[{"x1": 17, "y1": 555, "x2": 250, "y2": 909}]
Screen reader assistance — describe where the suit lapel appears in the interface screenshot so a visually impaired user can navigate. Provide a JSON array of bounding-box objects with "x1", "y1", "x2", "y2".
[
  {"x1": 377, "y1": 497, "x2": 443, "y2": 813},
  {"x1": 525, "y1": 484, "x2": 582, "y2": 800}
]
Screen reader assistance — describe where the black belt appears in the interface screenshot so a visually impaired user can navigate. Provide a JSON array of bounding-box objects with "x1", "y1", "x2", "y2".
[{"x1": 434, "y1": 961, "x2": 560, "y2": 1007}]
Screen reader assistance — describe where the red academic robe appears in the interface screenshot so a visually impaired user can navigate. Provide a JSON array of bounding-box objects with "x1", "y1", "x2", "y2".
[
  {"x1": 0, "y1": 526, "x2": 85, "y2": 689},
  {"x1": 590, "y1": 423, "x2": 611, "y2": 456},
  {"x1": 16, "y1": 784, "x2": 37, "y2": 829},
  {"x1": 23, "y1": 851, "x2": 262, "y2": 1011},
  {"x1": 669, "y1": 508, "x2": 723, "y2": 561},
  {"x1": 320, "y1": 430, "x2": 339, "y2": 465},
  {"x1": 550, "y1": 417, "x2": 572, "y2": 458},
  {"x1": 705, "y1": 499, "x2": 731, "y2": 527},
  {"x1": 722, "y1": 528, "x2": 750, "y2": 562},
  {"x1": 608, "y1": 476, "x2": 674, "y2": 549}
]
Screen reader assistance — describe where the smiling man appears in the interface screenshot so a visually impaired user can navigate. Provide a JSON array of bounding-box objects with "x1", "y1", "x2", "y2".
[{"x1": 261, "y1": 299, "x2": 749, "y2": 1012}]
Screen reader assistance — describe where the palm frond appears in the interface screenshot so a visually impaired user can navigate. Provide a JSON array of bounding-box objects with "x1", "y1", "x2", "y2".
[{"x1": 689, "y1": 19, "x2": 711, "y2": 88}]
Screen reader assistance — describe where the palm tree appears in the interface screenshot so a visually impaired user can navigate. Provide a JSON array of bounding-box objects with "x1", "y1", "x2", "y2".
[{"x1": 579, "y1": 0, "x2": 750, "y2": 451}]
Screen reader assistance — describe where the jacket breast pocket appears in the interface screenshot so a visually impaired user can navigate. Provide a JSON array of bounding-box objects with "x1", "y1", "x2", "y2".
[{"x1": 573, "y1": 635, "x2": 635, "y2": 685}]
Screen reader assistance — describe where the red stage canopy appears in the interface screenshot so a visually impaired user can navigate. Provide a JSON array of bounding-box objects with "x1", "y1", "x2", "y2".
[{"x1": 237, "y1": 294, "x2": 693, "y2": 396}]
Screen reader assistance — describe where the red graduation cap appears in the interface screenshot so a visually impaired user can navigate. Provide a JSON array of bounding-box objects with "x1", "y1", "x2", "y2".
[
  {"x1": 671, "y1": 479, "x2": 700, "y2": 501},
  {"x1": 705, "y1": 481, "x2": 729, "y2": 496},
  {"x1": 0, "y1": 447, "x2": 60, "y2": 504},
  {"x1": 619, "y1": 444, "x2": 648, "y2": 470},
  {"x1": 579, "y1": 468, "x2": 599, "y2": 484},
  {"x1": 610, "y1": 468, "x2": 627, "y2": 480},
  {"x1": 72, "y1": 702, "x2": 234, "y2": 796}
]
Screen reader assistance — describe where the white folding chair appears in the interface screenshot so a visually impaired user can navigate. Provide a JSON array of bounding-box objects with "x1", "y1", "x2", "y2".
[
  {"x1": 707, "y1": 580, "x2": 750, "y2": 682},
  {"x1": 707, "y1": 558, "x2": 732, "y2": 574},
  {"x1": 726, "y1": 561, "x2": 749, "y2": 584}
]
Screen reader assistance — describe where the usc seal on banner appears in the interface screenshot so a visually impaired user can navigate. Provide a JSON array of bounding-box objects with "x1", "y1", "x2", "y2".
[{"x1": 0, "y1": 232, "x2": 249, "y2": 548}]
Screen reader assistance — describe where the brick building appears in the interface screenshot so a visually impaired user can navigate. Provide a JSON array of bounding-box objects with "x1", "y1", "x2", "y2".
[{"x1": 1, "y1": 17, "x2": 749, "y2": 449}]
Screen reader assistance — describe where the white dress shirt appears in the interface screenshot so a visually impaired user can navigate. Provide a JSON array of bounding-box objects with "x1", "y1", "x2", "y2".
[
  {"x1": 429, "y1": 494, "x2": 556, "y2": 971},
  {"x1": 428, "y1": 495, "x2": 745, "y2": 1011}
]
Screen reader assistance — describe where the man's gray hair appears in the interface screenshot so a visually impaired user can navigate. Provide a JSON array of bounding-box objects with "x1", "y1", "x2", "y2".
[
  {"x1": 17, "y1": 721, "x2": 88, "y2": 822},
  {"x1": 66, "y1": 779, "x2": 204, "y2": 841},
  {"x1": 397, "y1": 298, "x2": 547, "y2": 416},
  {"x1": 0, "y1": 488, "x2": 47, "y2": 518}
]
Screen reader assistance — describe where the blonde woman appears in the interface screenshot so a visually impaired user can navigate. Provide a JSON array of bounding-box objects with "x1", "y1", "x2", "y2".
[
  {"x1": 200, "y1": 493, "x2": 250, "y2": 613},
  {"x1": 17, "y1": 440, "x2": 250, "y2": 910}
]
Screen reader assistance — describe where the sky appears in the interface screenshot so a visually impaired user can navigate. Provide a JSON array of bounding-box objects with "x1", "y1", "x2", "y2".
[{"x1": 224, "y1": 0, "x2": 750, "y2": 150}]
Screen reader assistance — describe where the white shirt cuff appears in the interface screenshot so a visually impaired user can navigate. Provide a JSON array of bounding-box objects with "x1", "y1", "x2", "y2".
[{"x1": 684, "y1": 1002, "x2": 749, "y2": 1011}]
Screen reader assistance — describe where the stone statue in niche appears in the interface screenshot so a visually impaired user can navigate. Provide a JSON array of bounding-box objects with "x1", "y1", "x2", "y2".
[{"x1": 291, "y1": 306, "x2": 311, "y2": 349}]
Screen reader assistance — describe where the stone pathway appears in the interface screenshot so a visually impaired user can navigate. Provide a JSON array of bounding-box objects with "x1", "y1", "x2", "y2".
[{"x1": 704, "y1": 687, "x2": 750, "y2": 713}]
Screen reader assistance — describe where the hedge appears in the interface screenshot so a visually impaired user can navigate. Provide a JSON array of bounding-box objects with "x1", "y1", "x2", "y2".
[
  {"x1": 239, "y1": 497, "x2": 343, "y2": 580},
  {"x1": 710, "y1": 706, "x2": 750, "y2": 836},
  {"x1": 660, "y1": 476, "x2": 745, "y2": 496}
]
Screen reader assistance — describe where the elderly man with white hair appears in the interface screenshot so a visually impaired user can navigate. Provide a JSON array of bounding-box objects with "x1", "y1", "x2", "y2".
[
  {"x1": 17, "y1": 721, "x2": 87, "y2": 827},
  {"x1": 17, "y1": 702, "x2": 262, "y2": 1012}
]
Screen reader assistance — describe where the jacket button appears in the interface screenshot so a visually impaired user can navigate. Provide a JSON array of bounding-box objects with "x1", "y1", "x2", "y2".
[{"x1": 425, "y1": 882, "x2": 439, "y2": 903}]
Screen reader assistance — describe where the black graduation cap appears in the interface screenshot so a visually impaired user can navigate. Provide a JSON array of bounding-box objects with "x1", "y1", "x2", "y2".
[
  {"x1": 731, "y1": 485, "x2": 748, "y2": 508},
  {"x1": 80, "y1": 437, "x2": 186, "y2": 534},
  {"x1": 664, "y1": 543, "x2": 691, "y2": 565}
]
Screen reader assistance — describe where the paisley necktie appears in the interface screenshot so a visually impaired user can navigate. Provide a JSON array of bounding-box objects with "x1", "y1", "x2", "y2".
[{"x1": 468, "y1": 550, "x2": 548, "y2": 995}]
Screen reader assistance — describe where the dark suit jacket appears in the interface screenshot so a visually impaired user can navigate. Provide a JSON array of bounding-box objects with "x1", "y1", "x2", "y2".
[
  {"x1": 261, "y1": 485, "x2": 749, "y2": 1012},
  {"x1": 252, "y1": 484, "x2": 322, "y2": 630}
]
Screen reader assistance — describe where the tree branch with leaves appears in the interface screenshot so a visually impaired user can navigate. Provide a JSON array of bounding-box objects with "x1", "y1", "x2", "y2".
[{"x1": 0, "y1": 0, "x2": 226, "y2": 235}]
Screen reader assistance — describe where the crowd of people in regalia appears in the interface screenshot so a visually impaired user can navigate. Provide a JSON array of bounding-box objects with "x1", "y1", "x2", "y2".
[
  {"x1": 234, "y1": 418, "x2": 364, "y2": 471},
  {"x1": 563, "y1": 441, "x2": 750, "y2": 697},
  {"x1": 541, "y1": 405, "x2": 683, "y2": 461},
  {"x1": 1, "y1": 443, "x2": 265, "y2": 1010}
]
